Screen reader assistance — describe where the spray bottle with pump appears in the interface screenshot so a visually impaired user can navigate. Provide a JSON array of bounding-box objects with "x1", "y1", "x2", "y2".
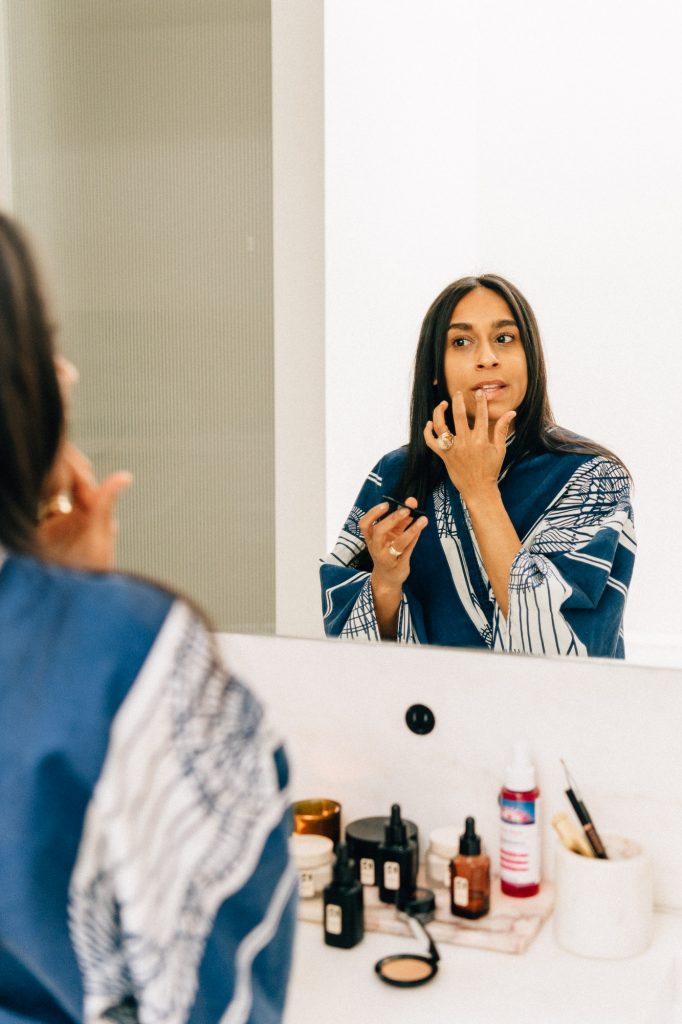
[{"x1": 499, "y1": 740, "x2": 541, "y2": 897}]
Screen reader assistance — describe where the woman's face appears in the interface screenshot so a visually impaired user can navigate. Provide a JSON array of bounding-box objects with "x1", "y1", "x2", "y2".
[{"x1": 442, "y1": 287, "x2": 528, "y2": 429}]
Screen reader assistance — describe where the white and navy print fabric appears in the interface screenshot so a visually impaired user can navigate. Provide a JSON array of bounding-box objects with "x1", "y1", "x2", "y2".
[
  {"x1": 320, "y1": 440, "x2": 635, "y2": 657},
  {"x1": 0, "y1": 554, "x2": 295, "y2": 1024}
]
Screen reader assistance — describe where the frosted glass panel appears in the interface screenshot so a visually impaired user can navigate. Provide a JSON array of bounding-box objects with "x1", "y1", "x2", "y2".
[{"x1": 6, "y1": 0, "x2": 274, "y2": 631}]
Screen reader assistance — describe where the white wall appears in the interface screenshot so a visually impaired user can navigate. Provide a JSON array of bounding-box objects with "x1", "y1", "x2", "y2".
[
  {"x1": 272, "y1": 0, "x2": 326, "y2": 638},
  {"x1": 324, "y1": 0, "x2": 682, "y2": 658},
  {"x1": 4, "y1": 0, "x2": 277, "y2": 632}
]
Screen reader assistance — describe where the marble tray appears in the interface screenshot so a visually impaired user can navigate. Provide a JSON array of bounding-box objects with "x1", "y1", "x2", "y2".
[{"x1": 298, "y1": 874, "x2": 554, "y2": 955}]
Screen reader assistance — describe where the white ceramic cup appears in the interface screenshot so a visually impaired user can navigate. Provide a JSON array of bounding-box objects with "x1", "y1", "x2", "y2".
[{"x1": 553, "y1": 834, "x2": 653, "y2": 959}]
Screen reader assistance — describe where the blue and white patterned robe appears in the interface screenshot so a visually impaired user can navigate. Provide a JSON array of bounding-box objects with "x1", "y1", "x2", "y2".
[
  {"x1": 320, "y1": 440, "x2": 635, "y2": 657},
  {"x1": 0, "y1": 552, "x2": 296, "y2": 1023}
]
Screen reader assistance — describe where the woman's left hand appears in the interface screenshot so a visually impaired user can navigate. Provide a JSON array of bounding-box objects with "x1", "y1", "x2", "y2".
[
  {"x1": 37, "y1": 442, "x2": 133, "y2": 571},
  {"x1": 423, "y1": 390, "x2": 516, "y2": 501}
]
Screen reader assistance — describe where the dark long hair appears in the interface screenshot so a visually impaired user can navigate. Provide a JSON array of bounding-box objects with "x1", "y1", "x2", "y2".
[
  {"x1": 398, "y1": 274, "x2": 629, "y2": 509},
  {"x1": 0, "y1": 213, "x2": 64, "y2": 553}
]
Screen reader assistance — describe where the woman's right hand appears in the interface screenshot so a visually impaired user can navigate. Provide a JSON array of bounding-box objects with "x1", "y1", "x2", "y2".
[
  {"x1": 359, "y1": 498, "x2": 428, "y2": 590},
  {"x1": 359, "y1": 498, "x2": 428, "y2": 638}
]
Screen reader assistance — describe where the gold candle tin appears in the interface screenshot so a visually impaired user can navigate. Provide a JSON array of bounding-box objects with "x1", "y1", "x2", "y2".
[{"x1": 292, "y1": 799, "x2": 341, "y2": 846}]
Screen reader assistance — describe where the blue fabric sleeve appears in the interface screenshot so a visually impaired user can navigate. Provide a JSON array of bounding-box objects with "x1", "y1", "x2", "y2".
[
  {"x1": 0, "y1": 556, "x2": 173, "y2": 1024},
  {"x1": 67, "y1": 602, "x2": 296, "y2": 1023},
  {"x1": 320, "y1": 452, "x2": 421, "y2": 642},
  {"x1": 495, "y1": 458, "x2": 636, "y2": 657},
  {"x1": 188, "y1": 792, "x2": 297, "y2": 1024}
]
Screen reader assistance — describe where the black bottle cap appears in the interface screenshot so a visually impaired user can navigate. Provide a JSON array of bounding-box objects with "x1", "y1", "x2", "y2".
[
  {"x1": 332, "y1": 842, "x2": 356, "y2": 886},
  {"x1": 396, "y1": 886, "x2": 436, "y2": 922},
  {"x1": 459, "y1": 816, "x2": 481, "y2": 856},
  {"x1": 385, "y1": 803, "x2": 408, "y2": 846}
]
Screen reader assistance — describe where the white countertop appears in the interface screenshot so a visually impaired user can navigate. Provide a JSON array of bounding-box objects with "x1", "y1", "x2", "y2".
[{"x1": 285, "y1": 911, "x2": 682, "y2": 1024}]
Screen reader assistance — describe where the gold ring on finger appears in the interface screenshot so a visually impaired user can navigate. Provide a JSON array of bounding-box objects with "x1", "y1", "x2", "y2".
[
  {"x1": 437, "y1": 431, "x2": 454, "y2": 451},
  {"x1": 387, "y1": 544, "x2": 402, "y2": 558},
  {"x1": 39, "y1": 492, "x2": 73, "y2": 521}
]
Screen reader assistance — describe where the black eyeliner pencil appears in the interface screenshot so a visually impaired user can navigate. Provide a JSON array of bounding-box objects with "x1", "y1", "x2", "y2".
[
  {"x1": 381, "y1": 494, "x2": 429, "y2": 520},
  {"x1": 564, "y1": 787, "x2": 608, "y2": 859}
]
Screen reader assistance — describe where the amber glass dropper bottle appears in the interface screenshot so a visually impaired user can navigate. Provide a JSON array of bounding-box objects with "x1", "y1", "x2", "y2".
[{"x1": 450, "y1": 816, "x2": 490, "y2": 919}]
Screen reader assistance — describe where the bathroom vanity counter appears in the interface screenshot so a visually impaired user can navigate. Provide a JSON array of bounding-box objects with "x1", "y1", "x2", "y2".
[
  {"x1": 285, "y1": 911, "x2": 682, "y2": 1023},
  {"x1": 221, "y1": 633, "x2": 682, "y2": 1020}
]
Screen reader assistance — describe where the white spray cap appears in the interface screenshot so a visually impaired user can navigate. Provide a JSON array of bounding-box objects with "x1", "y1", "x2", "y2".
[{"x1": 504, "y1": 740, "x2": 536, "y2": 792}]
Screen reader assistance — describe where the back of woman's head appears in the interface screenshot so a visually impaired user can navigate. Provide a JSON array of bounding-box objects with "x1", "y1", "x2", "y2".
[{"x1": 0, "y1": 214, "x2": 63, "y2": 553}]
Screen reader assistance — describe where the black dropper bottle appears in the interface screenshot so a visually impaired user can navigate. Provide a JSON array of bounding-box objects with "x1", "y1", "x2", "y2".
[
  {"x1": 323, "y1": 842, "x2": 364, "y2": 948},
  {"x1": 378, "y1": 803, "x2": 418, "y2": 904}
]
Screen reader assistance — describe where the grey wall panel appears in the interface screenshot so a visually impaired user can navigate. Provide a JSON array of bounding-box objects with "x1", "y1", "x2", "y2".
[{"x1": 6, "y1": 0, "x2": 274, "y2": 631}]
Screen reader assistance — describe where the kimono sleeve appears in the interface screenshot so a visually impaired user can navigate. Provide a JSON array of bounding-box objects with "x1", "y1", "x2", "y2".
[
  {"x1": 493, "y1": 457, "x2": 636, "y2": 657},
  {"x1": 319, "y1": 458, "x2": 420, "y2": 643},
  {"x1": 68, "y1": 600, "x2": 296, "y2": 1023}
]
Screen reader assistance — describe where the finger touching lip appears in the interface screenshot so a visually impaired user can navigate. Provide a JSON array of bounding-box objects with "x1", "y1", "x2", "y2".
[{"x1": 474, "y1": 383, "x2": 508, "y2": 400}]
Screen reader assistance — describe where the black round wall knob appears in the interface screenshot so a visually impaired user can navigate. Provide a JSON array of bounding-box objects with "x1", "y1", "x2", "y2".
[{"x1": 405, "y1": 703, "x2": 436, "y2": 736}]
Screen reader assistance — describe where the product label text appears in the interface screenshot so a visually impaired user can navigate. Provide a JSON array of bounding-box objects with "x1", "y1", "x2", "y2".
[{"x1": 383, "y1": 861, "x2": 400, "y2": 891}]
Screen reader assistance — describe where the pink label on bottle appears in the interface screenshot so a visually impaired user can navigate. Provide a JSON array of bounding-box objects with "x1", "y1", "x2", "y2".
[{"x1": 500, "y1": 797, "x2": 541, "y2": 886}]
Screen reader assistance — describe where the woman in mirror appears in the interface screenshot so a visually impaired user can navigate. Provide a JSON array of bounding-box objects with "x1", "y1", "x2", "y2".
[
  {"x1": 321, "y1": 275, "x2": 635, "y2": 657},
  {"x1": 0, "y1": 213, "x2": 295, "y2": 1022}
]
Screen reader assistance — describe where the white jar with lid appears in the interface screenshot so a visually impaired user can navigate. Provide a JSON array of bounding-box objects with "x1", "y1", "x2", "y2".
[
  {"x1": 425, "y1": 826, "x2": 459, "y2": 889},
  {"x1": 290, "y1": 833, "x2": 334, "y2": 898}
]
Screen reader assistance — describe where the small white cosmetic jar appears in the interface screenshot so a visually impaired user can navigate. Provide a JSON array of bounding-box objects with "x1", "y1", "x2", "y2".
[
  {"x1": 554, "y1": 834, "x2": 653, "y2": 959},
  {"x1": 425, "y1": 827, "x2": 459, "y2": 889},
  {"x1": 290, "y1": 833, "x2": 334, "y2": 898}
]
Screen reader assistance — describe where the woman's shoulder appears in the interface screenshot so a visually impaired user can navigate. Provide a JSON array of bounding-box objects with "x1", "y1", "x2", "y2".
[
  {"x1": 543, "y1": 427, "x2": 630, "y2": 485},
  {"x1": 350, "y1": 446, "x2": 409, "y2": 500},
  {"x1": 2, "y1": 552, "x2": 176, "y2": 638},
  {"x1": 0, "y1": 556, "x2": 184, "y2": 758},
  {"x1": 510, "y1": 435, "x2": 631, "y2": 510},
  {"x1": 518, "y1": 428, "x2": 627, "y2": 475},
  {"x1": 371, "y1": 445, "x2": 409, "y2": 482}
]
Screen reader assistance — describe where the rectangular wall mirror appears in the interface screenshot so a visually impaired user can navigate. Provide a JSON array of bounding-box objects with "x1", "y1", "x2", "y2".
[{"x1": 2, "y1": 0, "x2": 680, "y2": 668}]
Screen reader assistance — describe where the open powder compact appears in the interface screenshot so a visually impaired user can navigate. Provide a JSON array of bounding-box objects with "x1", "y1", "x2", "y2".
[{"x1": 374, "y1": 887, "x2": 440, "y2": 988}]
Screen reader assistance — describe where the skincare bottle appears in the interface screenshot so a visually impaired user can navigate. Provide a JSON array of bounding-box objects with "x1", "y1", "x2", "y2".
[
  {"x1": 346, "y1": 815, "x2": 419, "y2": 887},
  {"x1": 449, "y1": 817, "x2": 490, "y2": 919},
  {"x1": 323, "y1": 842, "x2": 364, "y2": 949},
  {"x1": 378, "y1": 803, "x2": 418, "y2": 904},
  {"x1": 499, "y1": 740, "x2": 541, "y2": 897}
]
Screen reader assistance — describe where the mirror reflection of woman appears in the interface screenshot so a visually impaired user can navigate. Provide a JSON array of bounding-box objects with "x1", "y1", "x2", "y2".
[{"x1": 321, "y1": 276, "x2": 635, "y2": 656}]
